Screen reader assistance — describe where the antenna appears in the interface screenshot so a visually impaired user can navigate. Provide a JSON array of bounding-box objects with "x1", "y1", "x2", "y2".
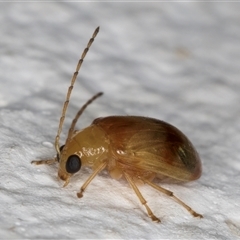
[
  {"x1": 54, "y1": 26, "x2": 100, "y2": 156},
  {"x1": 66, "y1": 92, "x2": 103, "y2": 143}
]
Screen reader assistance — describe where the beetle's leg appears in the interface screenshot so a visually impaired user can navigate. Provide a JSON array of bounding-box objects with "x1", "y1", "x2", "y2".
[
  {"x1": 142, "y1": 178, "x2": 203, "y2": 218},
  {"x1": 124, "y1": 172, "x2": 160, "y2": 222},
  {"x1": 31, "y1": 158, "x2": 57, "y2": 165},
  {"x1": 77, "y1": 161, "x2": 107, "y2": 198}
]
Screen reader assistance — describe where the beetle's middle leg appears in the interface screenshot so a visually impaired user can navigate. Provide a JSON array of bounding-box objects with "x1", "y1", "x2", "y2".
[
  {"x1": 142, "y1": 178, "x2": 203, "y2": 218},
  {"x1": 124, "y1": 172, "x2": 160, "y2": 222}
]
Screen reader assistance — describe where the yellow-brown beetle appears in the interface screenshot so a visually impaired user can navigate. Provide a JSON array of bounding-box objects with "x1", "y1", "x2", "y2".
[{"x1": 32, "y1": 26, "x2": 203, "y2": 222}]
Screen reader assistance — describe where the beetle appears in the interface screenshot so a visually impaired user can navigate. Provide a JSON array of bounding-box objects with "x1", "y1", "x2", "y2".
[{"x1": 32, "y1": 26, "x2": 203, "y2": 222}]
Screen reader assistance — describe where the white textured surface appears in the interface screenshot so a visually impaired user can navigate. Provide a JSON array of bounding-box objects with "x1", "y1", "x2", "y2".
[{"x1": 0, "y1": 3, "x2": 240, "y2": 239}]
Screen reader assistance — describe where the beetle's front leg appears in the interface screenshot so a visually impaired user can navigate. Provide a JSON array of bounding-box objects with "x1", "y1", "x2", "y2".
[
  {"x1": 77, "y1": 161, "x2": 107, "y2": 198},
  {"x1": 31, "y1": 158, "x2": 57, "y2": 165}
]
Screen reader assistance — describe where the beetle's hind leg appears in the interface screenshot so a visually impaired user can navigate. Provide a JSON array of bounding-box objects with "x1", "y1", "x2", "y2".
[
  {"x1": 124, "y1": 172, "x2": 161, "y2": 222},
  {"x1": 142, "y1": 178, "x2": 203, "y2": 218},
  {"x1": 31, "y1": 158, "x2": 57, "y2": 165}
]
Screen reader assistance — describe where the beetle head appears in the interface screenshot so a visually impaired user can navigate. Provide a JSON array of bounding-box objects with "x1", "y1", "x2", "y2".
[{"x1": 57, "y1": 144, "x2": 82, "y2": 187}]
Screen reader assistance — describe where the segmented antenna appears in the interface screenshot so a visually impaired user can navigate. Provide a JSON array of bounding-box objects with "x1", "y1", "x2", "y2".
[
  {"x1": 66, "y1": 91, "x2": 103, "y2": 143},
  {"x1": 55, "y1": 26, "x2": 100, "y2": 156}
]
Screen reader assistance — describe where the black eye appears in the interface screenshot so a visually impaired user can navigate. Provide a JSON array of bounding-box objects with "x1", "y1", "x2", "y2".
[
  {"x1": 60, "y1": 145, "x2": 65, "y2": 152},
  {"x1": 66, "y1": 155, "x2": 81, "y2": 174},
  {"x1": 57, "y1": 145, "x2": 65, "y2": 162}
]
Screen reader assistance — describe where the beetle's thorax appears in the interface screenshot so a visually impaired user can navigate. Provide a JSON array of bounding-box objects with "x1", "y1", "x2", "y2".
[{"x1": 60, "y1": 124, "x2": 109, "y2": 170}]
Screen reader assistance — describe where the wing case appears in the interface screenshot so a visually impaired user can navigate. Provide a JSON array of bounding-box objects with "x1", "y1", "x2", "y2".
[{"x1": 92, "y1": 116, "x2": 201, "y2": 181}]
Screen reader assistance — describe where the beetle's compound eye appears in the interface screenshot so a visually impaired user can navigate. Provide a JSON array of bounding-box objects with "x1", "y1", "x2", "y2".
[
  {"x1": 57, "y1": 145, "x2": 65, "y2": 162},
  {"x1": 60, "y1": 145, "x2": 65, "y2": 152},
  {"x1": 66, "y1": 155, "x2": 81, "y2": 174}
]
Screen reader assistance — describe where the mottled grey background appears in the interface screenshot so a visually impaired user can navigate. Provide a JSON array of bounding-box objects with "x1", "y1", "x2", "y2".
[{"x1": 0, "y1": 2, "x2": 239, "y2": 239}]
